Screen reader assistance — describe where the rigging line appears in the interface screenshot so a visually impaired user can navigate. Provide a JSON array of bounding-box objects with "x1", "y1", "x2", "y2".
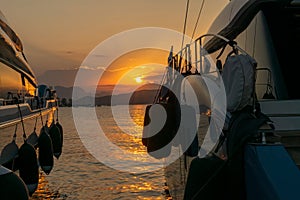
[
  {"x1": 16, "y1": 103, "x2": 26, "y2": 140},
  {"x1": 153, "y1": 67, "x2": 168, "y2": 103},
  {"x1": 190, "y1": 0, "x2": 205, "y2": 43},
  {"x1": 56, "y1": 100, "x2": 59, "y2": 122},
  {"x1": 13, "y1": 124, "x2": 18, "y2": 140},
  {"x1": 181, "y1": 0, "x2": 190, "y2": 50},
  {"x1": 38, "y1": 102, "x2": 44, "y2": 127},
  {"x1": 33, "y1": 115, "x2": 38, "y2": 131}
]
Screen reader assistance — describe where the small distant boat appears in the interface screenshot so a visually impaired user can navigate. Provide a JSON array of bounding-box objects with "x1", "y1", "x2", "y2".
[
  {"x1": 141, "y1": 0, "x2": 300, "y2": 199},
  {"x1": 0, "y1": 10, "x2": 63, "y2": 199}
]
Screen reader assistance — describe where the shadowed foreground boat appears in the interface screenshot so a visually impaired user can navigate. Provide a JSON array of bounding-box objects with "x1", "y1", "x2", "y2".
[
  {"x1": 0, "y1": 10, "x2": 63, "y2": 199},
  {"x1": 142, "y1": 0, "x2": 300, "y2": 199}
]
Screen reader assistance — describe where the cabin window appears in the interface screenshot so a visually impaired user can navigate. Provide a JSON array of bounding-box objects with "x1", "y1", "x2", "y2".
[
  {"x1": 24, "y1": 77, "x2": 36, "y2": 96},
  {"x1": 0, "y1": 61, "x2": 22, "y2": 98},
  {"x1": 0, "y1": 61, "x2": 35, "y2": 98}
]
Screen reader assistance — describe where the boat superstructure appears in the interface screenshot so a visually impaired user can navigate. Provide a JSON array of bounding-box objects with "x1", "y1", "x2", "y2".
[
  {"x1": 0, "y1": 11, "x2": 57, "y2": 129},
  {"x1": 0, "y1": 10, "x2": 63, "y2": 199},
  {"x1": 142, "y1": 0, "x2": 300, "y2": 199}
]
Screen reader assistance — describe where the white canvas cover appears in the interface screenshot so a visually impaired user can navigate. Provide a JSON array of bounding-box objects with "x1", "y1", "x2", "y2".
[{"x1": 222, "y1": 54, "x2": 257, "y2": 112}]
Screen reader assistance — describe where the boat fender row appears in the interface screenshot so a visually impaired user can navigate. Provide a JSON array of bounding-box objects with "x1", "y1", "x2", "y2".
[
  {"x1": 0, "y1": 140, "x2": 19, "y2": 171},
  {"x1": 142, "y1": 103, "x2": 199, "y2": 158},
  {"x1": 18, "y1": 141, "x2": 39, "y2": 196},
  {"x1": 49, "y1": 121, "x2": 62, "y2": 159},
  {"x1": 0, "y1": 117, "x2": 64, "y2": 197},
  {"x1": 142, "y1": 103, "x2": 180, "y2": 159},
  {"x1": 38, "y1": 126, "x2": 54, "y2": 175},
  {"x1": 0, "y1": 140, "x2": 39, "y2": 196},
  {"x1": 27, "y1": 130, "x2": 39, "y2": 149},
  {"x1": 56, "y1": 121, "x2": 64, "y2": 147},
  {"x1": 55, "y1": 108, "x2": 64, "y2": 148},
  {"x1": 0, "y1": 119, "x2": 64, "y2": 176},
  {"x1": 38, "y1": 119, "x2": 64, "y2": 174},
  {"x1": 180, "y1": 105, "x2": 199, "y2": 157},
  {"x1": 0, "y1": 165, "x2": 29, "y2": 200}
]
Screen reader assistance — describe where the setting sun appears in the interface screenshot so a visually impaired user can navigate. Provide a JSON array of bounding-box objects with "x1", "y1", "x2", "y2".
[{"x1": 135, "y1": 76, "x2": 143, "y2": 83}]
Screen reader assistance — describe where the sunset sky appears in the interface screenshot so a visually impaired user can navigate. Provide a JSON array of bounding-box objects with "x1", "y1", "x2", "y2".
[{"x1": 1, "y1": 0, "x2": 228, "y2": 88}]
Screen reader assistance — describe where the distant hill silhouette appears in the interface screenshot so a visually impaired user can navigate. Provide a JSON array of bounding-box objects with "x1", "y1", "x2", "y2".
[
  {"x1": 94, "y1": 83, "x2": 160, "y2": 105},
  {"x1": 94, "y1": 89, "x2": 157, "y2": 106},
  {"x1": 56, "y1": 83, "x2": 160, "y2": 106},
  {"x1": 135, "y1": 83, "x2": 160, "y2": 91},
  {"x1": 55, "y1": 86, "x2": 88, "y2": 99}
]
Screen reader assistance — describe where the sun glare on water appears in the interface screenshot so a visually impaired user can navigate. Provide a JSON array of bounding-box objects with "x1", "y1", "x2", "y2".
[{"x1": 135, "y1": 76, "x2": 143, "y2": 83}]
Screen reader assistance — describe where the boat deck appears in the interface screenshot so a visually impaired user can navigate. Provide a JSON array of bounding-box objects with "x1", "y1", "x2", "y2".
[
  {"x1": 164, "y1": 102, "x2": 300, "y2": 199},
  {"x1": 277, "y1": 131, "x2": 300, "y2": 168},
  {"x1": 0, "y1": 100, "x2": 57, "y2": 129},
  {"x1": 260, "y1": 100, "x2": 300, "y2": 169}
]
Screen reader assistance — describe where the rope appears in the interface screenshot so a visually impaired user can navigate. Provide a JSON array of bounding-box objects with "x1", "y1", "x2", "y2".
[
  {"x1": 38, "y1": 102, "x2": 44, "y2": 127},
  {"x1": 45, "y1": 112, "x2": 49, "y2": 126},
  {"x1": 47, "y1": 99, "x2": 53, "y2": 124},
  {"x1": 33, "y1": 115, "x2": 38, "y2": 132},
  {"x1": 181, "y1": 0, "x2": 190, "y2": 50},
  {"x1": 153, "y1": 67, "x2": 168, "y2": 104},
  {"x1": 13, "y1": 124, "x2": 18, "y2": 141},
  {"x1": 16, "y1": 103, "x2": 26, "y2": 141},
  {"x1": 190, "y1": 0, "x2": 205, "y2": 43},
  {"x1": 56, "y1": 100, "x2": 59, "y2": 122},
  {"x1": 56, "y1": 108, "x2": 59, "y2": 122}
]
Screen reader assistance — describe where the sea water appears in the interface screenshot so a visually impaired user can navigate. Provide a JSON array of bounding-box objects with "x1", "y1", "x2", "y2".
[{"x1": 0, "y1": 105, "x2": 170, "y2": 200}]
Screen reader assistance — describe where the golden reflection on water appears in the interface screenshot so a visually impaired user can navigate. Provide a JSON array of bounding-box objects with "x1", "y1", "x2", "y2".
[
  {"x1": 30, "y1": 172, "x2": 63, "y2": 200},
  {"x1": 130, "y1": 104, "x2": 146, "y2": 127},
  {"x1": 15, "y1": 106, "x2": 171, "y2": 199},
  {"x1": 100, "y1": 105, "x2": 148, "y2": 155}
]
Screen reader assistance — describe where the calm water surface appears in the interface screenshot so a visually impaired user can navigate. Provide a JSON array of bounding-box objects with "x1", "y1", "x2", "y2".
[{"x1": 0, "y1": 105, "x2": 170, "y2": 200}]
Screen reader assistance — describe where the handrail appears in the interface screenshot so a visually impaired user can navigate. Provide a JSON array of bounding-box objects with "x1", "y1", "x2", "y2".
[
  {"x1": 0, "y1": 106, "x2": 54, "y2": 129},
  {"x1": 168, "y1": 33, "x2": 251, "y2": 76},
  {"x1": 0, "y1": 99, "x2": 57, "y2": 129},
  {"x1": 157, "y1": 33, "x2": 253, "y2": 104}
]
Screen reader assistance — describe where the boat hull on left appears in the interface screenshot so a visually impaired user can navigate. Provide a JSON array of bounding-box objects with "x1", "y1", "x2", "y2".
[{"x1": 0, "y1": 9, "x2": 59, "y2": 199}]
